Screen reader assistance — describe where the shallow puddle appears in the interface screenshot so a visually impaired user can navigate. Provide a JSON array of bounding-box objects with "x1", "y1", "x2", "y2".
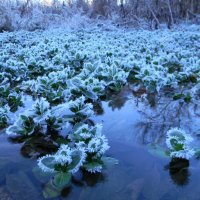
[{"x1": 1, "y1": 84, "x2": 200, "y2": 200}]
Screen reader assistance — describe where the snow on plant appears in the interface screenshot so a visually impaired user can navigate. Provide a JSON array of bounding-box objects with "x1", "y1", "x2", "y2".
[
  {"x1": 87, "y1": 135, "x2": 110, "y2": 157},
  {"x1": 46, "y1": 116, "x2": 70, "y2": 132},
  {"x1": 0, "y1": 106, "x2": 9, "y2": 129},
  {"x1": 49, "y1": 96, "x2": 94, "y2": 124},
  {"x1": 28, "y1": 97, "x2": 50, "y2": 123},
  {"x1": 2, "y1": 28, "x2": 200, "y2": 96},
  {"x1": 46, "y1": 103, "x2": 71, "y2": 131},
  {"x1": 7, "y1": 92, "x2": 23, "y2": 111},
  {"x1": 135, "y1": 63, "x2": 178, "y2": 92},
  {"x1": 70, "y1": 77, "x2": 105, "y2": 100},
  {"x1": 6, "y1": 98, "x2": 71, "y2": 135},
  {"x1": 71, "y1": 123, "x2": 110, "y2": 173},
  {"x1": 67, "y1": 52, "x2": 87, "y2": 70},
  {"x1": 22, "y1": 68, "x2": 72, "y2": 102},
  {"x1": 0, "y1": 82, "x2": 23, "y2": 111},
  {"x1": 0, "y1": 73, "x2": 11, "y2": 85},
  {"x1": 6, "y1": 114, "x2": 36, "y2": 136},
  {"x1": 68, "y1": 96, "x2": 94, "y2": 119},
  {"x1": 37, "y1": 144, "x2": 86, "y2": 195},
  {"x1": 6, "y1": 98, "x2": 50, "y2": 136},
  {"x1": 0, "y1": 83, "x2": 10, "y2": 100},
  {"x1": 20, "y1": 80, "x2": 36, "y2": 93},
  {"x1": 98, "y1": 64, "x2": 129, "y2": 91},
  {"x1": 38, "y1": 122, "x2": 110, "y2": 174},
  {"x1": 31, "y1": 76, "x2": 64, "y2": 102},
  {"x1": 38, "y1": 144, "x2": 86, "y2": 174},
  {"x1": 166, "y1": 128, "x2": 195, "y2": 160},
  {"x1": 80, "y1": 63, "x2": 99, "y2": 76},
  {"x1": 70, "y1": 123, "x2": 102, "y2": 142}
]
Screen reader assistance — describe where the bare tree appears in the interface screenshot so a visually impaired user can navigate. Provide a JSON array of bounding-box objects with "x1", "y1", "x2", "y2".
[{"x1": 166, "y1": 0, "x2": 174, "y2": 28}]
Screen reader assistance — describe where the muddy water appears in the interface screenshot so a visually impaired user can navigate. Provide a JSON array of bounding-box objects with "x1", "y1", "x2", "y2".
[{"x1": 1, "y1": 84, "x2": 200, "y2": 200}]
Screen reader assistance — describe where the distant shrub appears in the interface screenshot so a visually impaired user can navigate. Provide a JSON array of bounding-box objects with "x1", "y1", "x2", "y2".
[
  {"x1": 0, "y1": 6, "x2": 13, "y2": 32},
  {"x1": 0, "y1": 0, "x2": 200, "y2": 31}
]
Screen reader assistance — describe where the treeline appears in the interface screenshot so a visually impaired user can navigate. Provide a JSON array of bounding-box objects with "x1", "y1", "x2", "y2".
[
  {"x1": 77, "y1": 0, "x2": 200, "y2": 28},
  {"x1": 0, "y1": 0, "x2": 200, "y2": 31}
]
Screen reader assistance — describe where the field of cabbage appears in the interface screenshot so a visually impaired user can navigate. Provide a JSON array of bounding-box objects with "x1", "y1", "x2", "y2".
[{"x1": 0, "y1": 27, "x2": 200, "y2": 199}]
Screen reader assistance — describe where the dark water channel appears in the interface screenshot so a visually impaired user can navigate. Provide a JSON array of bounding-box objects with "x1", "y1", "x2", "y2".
[{"x1": 1, "y1": 84, "x2": 200, "y2": 200}]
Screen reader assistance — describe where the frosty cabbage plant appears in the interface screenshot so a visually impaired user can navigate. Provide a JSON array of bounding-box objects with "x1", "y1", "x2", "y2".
[
  {"x1": 49, "y1": 96, "x2": 94, "y2": 124},
  {"x1": 98, "y1": 65, "x2": 129, "y2": 92},
  {"x1": 68, "y1": 96, "x2": 94, "y2": 119},
  {"x1": 71, "y1": 123, "x2": 110, "y2": 173},
  {"x1": 0, "y1": 106, "x2": 9, "y2": 129},
  {"x1": 7, "y1": 92, "x2": 23, "y2": 111},
  {"x1": 6, "y1": 114, "x2": 36, "y2": 136},
  {"x1": 6, "y1": 98, "x2": 50, "y2": 136},
  {"x1": 38, "y1": 122, "x2": 115, "y2": 175},
  {"x1": 6, "y1": 98, "x2": 70, "y2": 135},
  {"x1": 166, "y1": 128, "x2": 195, "y2": 160},
  {"x1": 22, "y1": 69, "x2": 71, "y2": 103},
  {"x1": 0, "y1": 83, "x2": 10, "y2": 102},
  {"x1": 70, "y1": 77, "x2": 105, "y2": 100},
  {"x1": 38, "y1": 145, "x2": 86, "y2": 194},
  {"x1": 38, "y1": 144, "x2": 86, "y2": 174},
  {"x1": 28, "y1": 97, "x2": 50, "y2": 123}
]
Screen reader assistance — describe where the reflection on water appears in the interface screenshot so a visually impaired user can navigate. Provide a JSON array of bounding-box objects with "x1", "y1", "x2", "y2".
[
  {"x1": 165, "y1": 158, "x2": 190, "y2": 186},
  {"x1": 131, "y1": 86, "x2": 200, "y2": 146},
  {"x1": 1, "y1": 84, "x2": 200, "y2": 199},
  {"x1": 72, "y1": 170, "x2": 106, "y2": 188}
]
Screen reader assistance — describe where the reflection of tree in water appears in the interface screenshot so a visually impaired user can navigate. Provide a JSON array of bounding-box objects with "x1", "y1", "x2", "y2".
[
  {"x1": 93, "y1": 86, "x2": 131, "y2": 113},
  {"x1": 93, "y1": 101, "x2": 104, "y2": 115},
  {"x1": 133, "y1": 87, "x2": 200, "y2": 145},
  {"x1": 165, "y1": 158, "x2": 190, "y2": 186},
  {"x1": 107, "y1": 86, "x2": 131, "y2": 111},
  {"x1": 108, "y1": 96, "x2": 129, "y2": 111},
  {"x1": 131, "y1": 85, "x2": 196, "y2": 187},
  {"x1": 86, "y1": 86, "x2": 131, "y2": 116}
]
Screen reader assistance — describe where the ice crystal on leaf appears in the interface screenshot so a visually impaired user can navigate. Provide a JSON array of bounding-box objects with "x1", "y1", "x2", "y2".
[
  {"x1": 70, "y1": 77, "x2": 105, "y2": 100},
  {"x1": 28, "y1": 97, "x2": 50, "y2": 123},
  {"x1": 166, "y1": 128, "x2": 195, "y2": 160},
  {"x1": 70, "y1": 123, "x2": 110, "y2": 173},
  {"x1": 38, "y1": 145, "x2": 86, "y2": 174},
  {"x1": 70, "y1": 123, "x2": 103, "y2": 142},
  {"x1": 68, "y1": 96, "x2": 94, "y2": 118},
  {"x1": 87, "y1": 135, "x2": 110, "y2": 157},
  {"x1": 6, "y1": 114, "x2": 35, "y2": 136},
  {"x1": 0, "y1": 106, "x2": 9, "y2": 129}
]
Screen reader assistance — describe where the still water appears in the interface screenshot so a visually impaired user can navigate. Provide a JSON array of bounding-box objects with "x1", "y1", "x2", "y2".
[{"x1": 1, "y1": 84, "x2": 200, "y2": 200}]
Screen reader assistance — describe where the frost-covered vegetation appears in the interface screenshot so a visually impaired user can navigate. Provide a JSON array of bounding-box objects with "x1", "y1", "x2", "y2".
[
  {"x1": 166, "y1": 128, "x2": 195, "y2": 160},
  {"x1": 0, "y1": 26, "x2": 200, "y2": 197},
  {"x1": 0, "y1": 0, "x2": 200, "y2": 32}
]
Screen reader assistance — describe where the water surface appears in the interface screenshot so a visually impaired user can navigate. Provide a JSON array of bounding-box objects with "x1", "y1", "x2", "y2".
[{"x1": 1, "y1": 84, "x2": 200, "y2": 200}]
